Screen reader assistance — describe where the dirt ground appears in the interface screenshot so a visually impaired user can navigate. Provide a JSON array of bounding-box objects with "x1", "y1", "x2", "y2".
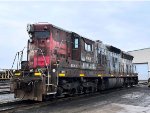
[{"x1": 15, "y1": 84, "x2": 150, "y2": 113}]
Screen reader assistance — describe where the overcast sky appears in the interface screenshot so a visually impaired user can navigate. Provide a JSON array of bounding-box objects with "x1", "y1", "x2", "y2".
[{"x1": 0, "y1": 1, "x2": 150, "y2": 69}]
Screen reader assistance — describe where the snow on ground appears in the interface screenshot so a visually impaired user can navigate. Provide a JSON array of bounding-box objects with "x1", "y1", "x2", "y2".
[
  {"x1": 121, "y1": 92, "x2": 145, "y2": 99},
  {"x1": 83, "y1": 103, "x2": 150, "y2": 113},
  {"x1": 0, "y1": 94, "x2": 17, "y2": 103},
  {"x1": 0, "y1": 88, "x2": 10, "y2": 92}
]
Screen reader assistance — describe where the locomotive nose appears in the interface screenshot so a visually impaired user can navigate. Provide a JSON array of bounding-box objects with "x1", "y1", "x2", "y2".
[{"x1": 33, "y1": 56, "x2": 50, "y2": 68}]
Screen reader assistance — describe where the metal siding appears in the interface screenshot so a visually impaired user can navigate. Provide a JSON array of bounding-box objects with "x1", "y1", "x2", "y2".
[{"x1": 135, "y1": 63, "x2": 149, "y2": 80}]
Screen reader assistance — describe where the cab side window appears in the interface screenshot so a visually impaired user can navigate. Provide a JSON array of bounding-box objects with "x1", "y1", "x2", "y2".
[
  {"x1": 74, "y1": 38, "x2": 79, "y2": 48},
  {"x1": 85, "y1": 42, "x2": 92, "y2": 51}
]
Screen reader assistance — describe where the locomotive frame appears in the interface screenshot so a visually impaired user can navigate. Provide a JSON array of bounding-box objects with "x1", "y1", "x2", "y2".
[{"x1": 10, "y1": 23, "x2": 138, "y2": 101}]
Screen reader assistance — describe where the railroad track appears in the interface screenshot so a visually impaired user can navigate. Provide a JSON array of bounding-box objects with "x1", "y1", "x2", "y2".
[
  {"x1": 0, "y1": 85, "x2": 139, "y2": 113},
  {"x1": 0, "y1": 91, "x2": 11, "y2": 95},
  {"x1": 0, "y1": 81, "x2": 10, "y2": 86}
]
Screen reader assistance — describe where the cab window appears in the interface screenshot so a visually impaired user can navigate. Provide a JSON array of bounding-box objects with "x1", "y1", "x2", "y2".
[
  {"x1": 74, "y1": 38, "x2": 79, "y2": 48},
  {"x1": 34, "y1": 31, "x2": 50, "y2": 38},
  {"x1": 85, "y1": 42, "x2": 92, "y2": 51}
]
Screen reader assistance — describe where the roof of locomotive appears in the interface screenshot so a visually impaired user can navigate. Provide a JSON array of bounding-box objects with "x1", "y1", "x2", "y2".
[
  {"x1": 106, "y1": 45, "x2": 121, "y2": 54},
  {"x1": 52, "y1": 24, "x2": 72, "y2": 33},
  {"x1": 122, "y1": 51, "x2": 134, "y2": 60},
  {"x1": 106, "y1": 44, "x2": 134, "y2": 60},
  {"x1": 33, "y1": 23, "x2": 94, "y2": 42},
  {"x1": 32, "y1": 22, "x2": 72, "y2": 33}
]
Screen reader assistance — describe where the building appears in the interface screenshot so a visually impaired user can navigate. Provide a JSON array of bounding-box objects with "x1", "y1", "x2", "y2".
[{"x1": 128, "y1": 48, "x2": 150, "y2": 80}]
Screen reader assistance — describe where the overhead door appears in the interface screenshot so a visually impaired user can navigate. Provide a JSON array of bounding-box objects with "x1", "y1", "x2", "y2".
[{"x1": 135, "y1": 63, "x2": 149, "y2": 80}]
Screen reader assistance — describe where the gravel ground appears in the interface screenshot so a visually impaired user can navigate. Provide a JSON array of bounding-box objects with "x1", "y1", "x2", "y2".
[{"x1": 11, "y1": 84, "x2": 150, "y2": 113}]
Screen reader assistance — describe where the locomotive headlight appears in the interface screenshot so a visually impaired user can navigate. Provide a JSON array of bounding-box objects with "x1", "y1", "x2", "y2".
[
  {"x1": 34, "y1": 72, "x2": 42, "y2": 76},
  {"x1": 15, "y1": 73, "x2": 21, "y2": 76}
]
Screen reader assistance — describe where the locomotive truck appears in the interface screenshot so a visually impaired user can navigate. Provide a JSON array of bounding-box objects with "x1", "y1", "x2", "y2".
[{"x1": 10, "y1": 23, "x2": 138, "y2": 101}]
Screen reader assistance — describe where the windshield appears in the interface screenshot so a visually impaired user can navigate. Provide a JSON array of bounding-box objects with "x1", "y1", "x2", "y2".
[{"x1": 34, "y1": 31, "x2": 50, "y2": 38}]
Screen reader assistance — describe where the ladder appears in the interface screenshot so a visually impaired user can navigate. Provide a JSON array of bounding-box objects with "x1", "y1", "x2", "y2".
[{"x1": 46, "y1": 73, "x2": 57, "y2": 95}]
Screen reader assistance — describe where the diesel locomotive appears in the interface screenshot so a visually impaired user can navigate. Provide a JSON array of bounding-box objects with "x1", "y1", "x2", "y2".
[{"x1": 10, "y1": 23, "x2": 138, "y2": 101}]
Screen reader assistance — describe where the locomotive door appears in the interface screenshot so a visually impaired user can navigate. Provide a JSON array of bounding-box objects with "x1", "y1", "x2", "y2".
[{"x1": 72, "y1": 34, "x2": 81, "y2": 61}]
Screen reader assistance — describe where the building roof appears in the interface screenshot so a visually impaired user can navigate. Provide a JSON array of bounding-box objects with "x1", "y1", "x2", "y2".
[{"x1": 128, "y1": 47, "x2": 150, "y2": 52}]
